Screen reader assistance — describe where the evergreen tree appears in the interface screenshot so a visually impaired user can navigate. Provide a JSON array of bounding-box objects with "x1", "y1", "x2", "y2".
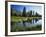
[
  {"x1": 11, "y1": 7, "x2": 13, "y2": 16},
  {"x1": 11, "y1": 7, "x2": 17, "y2": 16},
  {"x1": 32, "y1": 11, "x2": 34, "y2": 17},
  {"x1": 29, "y1": 11, "x2": 32, "y2": 17},
  {"x1": 36, "y1": 12, "x2": 38, "y2": 17},
  {"x1": 22, "y1": 7, "x2": 26, "y2": 17}
]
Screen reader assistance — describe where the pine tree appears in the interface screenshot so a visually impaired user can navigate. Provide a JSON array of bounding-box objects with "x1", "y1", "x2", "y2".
[
  {"x1": 36, "y1": 12, "x2": 38, "y2": 17},
  {"x1": 29, "y1": 11, "x2": 32, "y2": 17},
  {"x1": 22, "y1": 7, "x2": 26, "y2": 17}
]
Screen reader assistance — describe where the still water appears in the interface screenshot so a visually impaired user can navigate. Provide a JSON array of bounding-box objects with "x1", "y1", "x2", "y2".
[{"x1": 11, "y1": 18, "x2": 42, "y2": 27}]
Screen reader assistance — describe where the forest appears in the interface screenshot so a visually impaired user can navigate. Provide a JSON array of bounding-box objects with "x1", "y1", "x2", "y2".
[{"x1": 11, "y1": 7, "x2": 42, "y2": 17}]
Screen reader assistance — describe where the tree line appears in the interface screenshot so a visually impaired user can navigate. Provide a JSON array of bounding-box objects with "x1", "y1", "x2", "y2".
[{"x1": 11, "y1": 7, "x2": 42, "y2": 17}]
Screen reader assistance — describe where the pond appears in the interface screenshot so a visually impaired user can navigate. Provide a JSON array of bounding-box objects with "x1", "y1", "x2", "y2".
[
  {"x1": 11, "y1": 18, "x2": 42, "y2": 26},
  {"x1": 11, "y1": 18, "x2": 42, "y2": 31}
]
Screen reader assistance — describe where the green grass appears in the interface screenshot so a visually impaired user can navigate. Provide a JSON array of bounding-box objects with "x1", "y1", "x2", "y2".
[
  {"x1": 11, "y1": 16, "x2": 41, "y2": 22},
  {"x1": 11, "y1": 25, "x2": 42, "y2": 32}
]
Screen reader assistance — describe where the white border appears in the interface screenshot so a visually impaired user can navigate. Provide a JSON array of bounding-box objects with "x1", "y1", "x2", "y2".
[{"x1": 8, "y1": 2, "x2": 44, "y2": 35}]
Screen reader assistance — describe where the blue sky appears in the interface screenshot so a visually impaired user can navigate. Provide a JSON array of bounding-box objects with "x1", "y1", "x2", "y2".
[{"x1": 11, "y1": 5, "x2": 42, "y2": 15}]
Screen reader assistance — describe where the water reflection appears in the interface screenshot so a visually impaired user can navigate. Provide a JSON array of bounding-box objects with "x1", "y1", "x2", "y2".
[{"x1": 11, "y1": 18, "x2": 42, "y2": 27}]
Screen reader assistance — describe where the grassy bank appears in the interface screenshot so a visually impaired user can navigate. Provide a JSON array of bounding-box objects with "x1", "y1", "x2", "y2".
[
  {"x1": 11, "y1": 16, "x2": 42, "y2": 22},
  {"x1": 11, "y1": 25, "x2": 42, "y2": 32}
]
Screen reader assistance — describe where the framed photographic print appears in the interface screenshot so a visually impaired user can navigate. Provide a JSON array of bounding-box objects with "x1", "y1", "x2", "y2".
[{"x1": 5, "y1": 1, "x2": 45, "y2": 36}]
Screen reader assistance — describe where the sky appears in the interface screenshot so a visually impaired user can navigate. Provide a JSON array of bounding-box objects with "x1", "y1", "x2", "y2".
[{"x1": 11, "y1": 5, "x2": 42, "y2": 15}]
